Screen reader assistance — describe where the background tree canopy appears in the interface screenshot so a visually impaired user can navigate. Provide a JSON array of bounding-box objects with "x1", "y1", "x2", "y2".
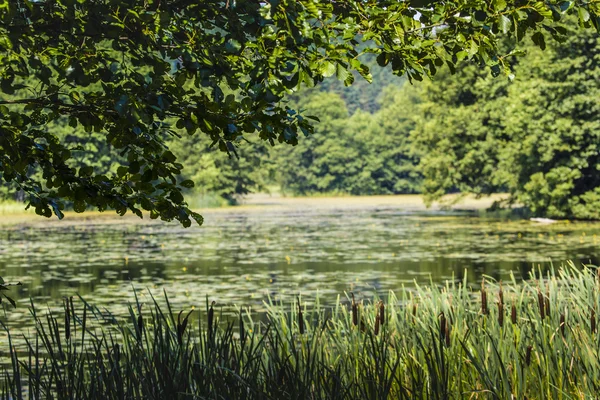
[
  {"x1": 414, "y1": 21, "x2": 600, "y2": 219},
  {"x1": 1, "y1": 1, "x2": 599, "y2": 225}
]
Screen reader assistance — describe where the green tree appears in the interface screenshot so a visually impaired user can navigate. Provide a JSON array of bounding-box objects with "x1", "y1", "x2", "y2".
[
  {"x1": 168, "y1": 133, "x2": 269, "y2": 204},
  {"x1": 357, "y1": 85, "x2": 423, "y2": 194},
  {"x1": 0, "y1": 0, "x2": 597, "y2": 225},
  {"x1": 415, "y1": 23, "x2": 600, "y2": 219},
  {"x1": 275, "y1": 92, "x2": 367, "y2": 194}
]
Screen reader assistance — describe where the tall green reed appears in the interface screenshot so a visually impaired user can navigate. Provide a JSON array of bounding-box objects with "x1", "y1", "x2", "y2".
[{"x1": 2, "y1": 262, "x2": 600, "y2": 399}]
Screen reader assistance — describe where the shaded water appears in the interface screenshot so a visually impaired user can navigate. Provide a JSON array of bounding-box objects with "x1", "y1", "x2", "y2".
[{"x1": 0, "y1": 202, "x2": 600, "y2": 328}]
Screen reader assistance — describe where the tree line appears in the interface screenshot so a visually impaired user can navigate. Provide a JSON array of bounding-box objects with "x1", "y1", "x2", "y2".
[
  {"x1": 1, "y1": 1, "x2": 599, "y2": 220},
  {"x1": 167, "y1": 24, "x2": 600, "y2": 220}
]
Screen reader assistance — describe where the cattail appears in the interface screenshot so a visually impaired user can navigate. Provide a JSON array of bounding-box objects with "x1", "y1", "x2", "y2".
[
  {"x1": 374, "y1": 314, "x2": 380, "y2": 336},
  {"x1": 559, "y1": 313, "x2": 565, "y2": 336},
  {"x1": 114, "y1": 343, "x2": 120, "y2": 363},
  {"x1": 69, "y1": 296, "x2": 75, "y2": 337},
  {"x1": 545, "y1": 289, "x2": 550, "y2": 318},
  {"x1": 136, "y1": 314, "x2": 143, "y2": 337},
  {"x1": 498, "y1": 281, "x2": 504, "y2": 305},
  {"x1": 481, "y1": 278, "x2": 488, "y2": 315},
  {"x1": 511, "y1": 302, "x2": 517, "y2": 324},
  {"x1": 351, "y1": 293, "x2": 358, "y2": 327},
  {"x1": 439, "y1": 312, "x2": 446, "y2": 340},
  {"x1": 64, "y1": 298, "x2": 71, "y2": 341},
  {"x1": 498, "y1": 300, "x2": 504, "y2": 327},
  {"x1": 525, "y1": 345, "x2": 533, "y2": 366},
  {"x1": 591, "y1": 308, "x2": 596, "y2": 334},
  {"x1": 177, "y1": 311, "x2": 184, "y2": 344},
  {"x1": 445, "y1": 320, "x2": 451, "y2": 347},
  {"x1": 412, "y1": 303, "x2": 417, "y2": 324},
  {"x1": 239, "y1": 312, "x2": 245, "y2": 344},
  {"x1": 208, "y1": 301, "x2": 215, "y2": 334},
  {"x1": 177, "y1": 309, "x2": 193, "y2": 345},
  {"x1": 537, "y1": 289, "x2": 545, "y2": 320},
  {"x1": 230, "y1": 349, "x2": 238, "y2": 371},
  {"x1": 297, "y1": 298, "x2": 304, "y2": 334},
  {"x1": 135, "y1": 305, "x2": 143, "y2": 339},
  {"x1": 378, "y1": 300, "x2": 385, "y2": 326}
]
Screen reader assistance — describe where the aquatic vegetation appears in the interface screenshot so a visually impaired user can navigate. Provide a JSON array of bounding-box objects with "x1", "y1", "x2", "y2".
[
  {"x1": 2, "y1": 206, "x2": 600, "y2": 335},
  {"x1": 2, "y1": 262, "x2": 600, "y2": 398}
]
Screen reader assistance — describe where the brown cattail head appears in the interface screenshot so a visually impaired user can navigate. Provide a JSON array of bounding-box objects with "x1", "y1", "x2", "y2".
[
  {"x1": 374, "y1": 314, "x2": 380, "y2": 336},
  {"x1": 208, "y1": 301, "x2": 215, "y2": 333},
  {"x1": 439, "y1": 312, "x2": 446, "y2": 340},
  {"x1": 297, "y1": 297, "x2": 304, "y2": 334},
  {"x1": 351, "y1": 293, "x2": 358, "y2": 327},
  {"x1": 545, "y1": 290, "x2": 550, "y2": 318},
  {"x1": 481, "y1": 278, "x2": 488, "y2": 315},
  {"x1": 499, "y1": 281, "x2": 504, "y2": 306},
  {"x1": 412, "y1": 303, "x2": 417, "y2": 324},
  {"x1": 64, "y1": 298, "x2": 71, "y2": 341},
  {"x1": 378, "y1": 300, "x2": 385, "y2": 326},
  {"x1": 525, "y1": 345, "x2": 533, "y2": 366},
  {"x1": 559, "y1": 313, "x2": 565, "y2": 336},
  {"x1": 177, "y1": 309, "x2": 192, "y2": 345},
  {"x1": 591, "y1": 308, "x2": 596, "y2": 334},
  {"x1": 137, "y1": 313, "x2": 144, "y2": 340},
  {"x1": 511, "y1": 302, "x2": 517, "y2": 324},
  {"x1": 537, "y1": 289, "x2": 545, "y2": 320},
  {"x1": 69, "y1": 296, "x2": 75, "y2": 336},
  {"x1": 445, "y1": 320, "x2": 451, "y2": 347},
  {"x1": 239, "y1": 312, "x2": 246, "y2": 344},
  {"x1": 498, "y1": 300, "x2": 504, "y2": 327}
]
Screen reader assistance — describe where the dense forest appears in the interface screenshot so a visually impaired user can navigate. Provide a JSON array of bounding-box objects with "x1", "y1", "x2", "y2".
[{"x1": 2, "y1": 26, "x2": 599, "y2": 219}]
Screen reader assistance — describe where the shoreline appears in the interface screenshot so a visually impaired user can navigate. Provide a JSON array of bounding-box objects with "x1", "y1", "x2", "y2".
[{"x1": 0, "y1": 193, "x2": 507, "y2": 226}]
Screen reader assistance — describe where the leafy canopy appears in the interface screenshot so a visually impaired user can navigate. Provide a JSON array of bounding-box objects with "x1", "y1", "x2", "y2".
[
  {"x1": 0, "y1": 0, "x2": 598, "y2": 225},
  {"x1": 413, "y1": 21, "x2": 600, "y2": 219}
]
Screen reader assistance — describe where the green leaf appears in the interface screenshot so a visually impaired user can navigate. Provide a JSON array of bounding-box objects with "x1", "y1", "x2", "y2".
[
  {"x1": 73, "y1": 200, "x2": 86, "y2": 213},
  {"x1": 531, "y1": 31, "x2": 546, "y2": 50},
  {"x1": 224, "y1": 39, "x2": 241, "y2": 54},
  {"x1": 493, "y1": 0, "x2": 507, "y2": 12},
  {"x1": 302, "y1": 0, "x2": 319, "y2": 17},
  {"x1": 321, "y1": 61, "x2": 336, "y2": 78},
  {"x1": 180, "y1": 180, "x2": 195, "y2": 188},
  {"x1": 5, "y1": 295, "x2": 16, "y2": 308},
  {"x1": 79, "y1": 166, "x2": 94, "y2": 177},
  {"x1": 335, "y1": 63, "x2": 350, "y2": 82},
  {"x1": 578, "y1": 7, "x2": 590, "y2": 23},
  {"x1": 468, "y1": 40, "x2": 479, "y2": 57},
  {"x1": 499, "y1": 15, "x2": 511, "y2": 34}
]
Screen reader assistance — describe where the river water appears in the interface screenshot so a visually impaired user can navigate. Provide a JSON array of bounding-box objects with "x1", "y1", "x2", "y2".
[{"x1": 0, "y1": 196, "x2": 599, "y2": 328}]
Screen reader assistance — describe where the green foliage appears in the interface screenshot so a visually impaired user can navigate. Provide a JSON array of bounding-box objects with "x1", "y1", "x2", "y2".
[
  {"x1": 357, "y1": 87, "x2": 423, "y2": 194},
  {"x1": 274, "y1": 88, "x2": 422, "y2": 195},
  {"x1": 415, "y1": 23, "x2": 600, "y2": 219},
  {"x1": 0, "y1": 0, "x2": 596, "y2": 225},
  {"x1": 0, "y1": 277, "x2": 19, "y2": 308},
  {"x1": 168, "y1": 132, "x2": 270, "y2": 204},
  {"x1": 5, "y1": 263, "x2": 600, "y2": 398},
  {"x1": 274, "y1": 92, "x2": 364, "y2": 195},
  {"x1": 317, "y1": 53, "x2": 406, "y2": 114}
]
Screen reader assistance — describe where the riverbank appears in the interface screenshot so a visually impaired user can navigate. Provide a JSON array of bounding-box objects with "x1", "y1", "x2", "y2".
[{"x1": 0, "y1": 193, "x2": 508, "y2": 226}]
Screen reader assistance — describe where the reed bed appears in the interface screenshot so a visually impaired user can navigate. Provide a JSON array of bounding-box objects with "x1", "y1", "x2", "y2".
[{"x1": 2, "y1": 262, "x2": 600, "y2": 399}]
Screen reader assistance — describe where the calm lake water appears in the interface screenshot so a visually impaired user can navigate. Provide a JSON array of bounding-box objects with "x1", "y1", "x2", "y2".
[{"x1": 1, "y1": 196, "x2": 600, "y2": 328}]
